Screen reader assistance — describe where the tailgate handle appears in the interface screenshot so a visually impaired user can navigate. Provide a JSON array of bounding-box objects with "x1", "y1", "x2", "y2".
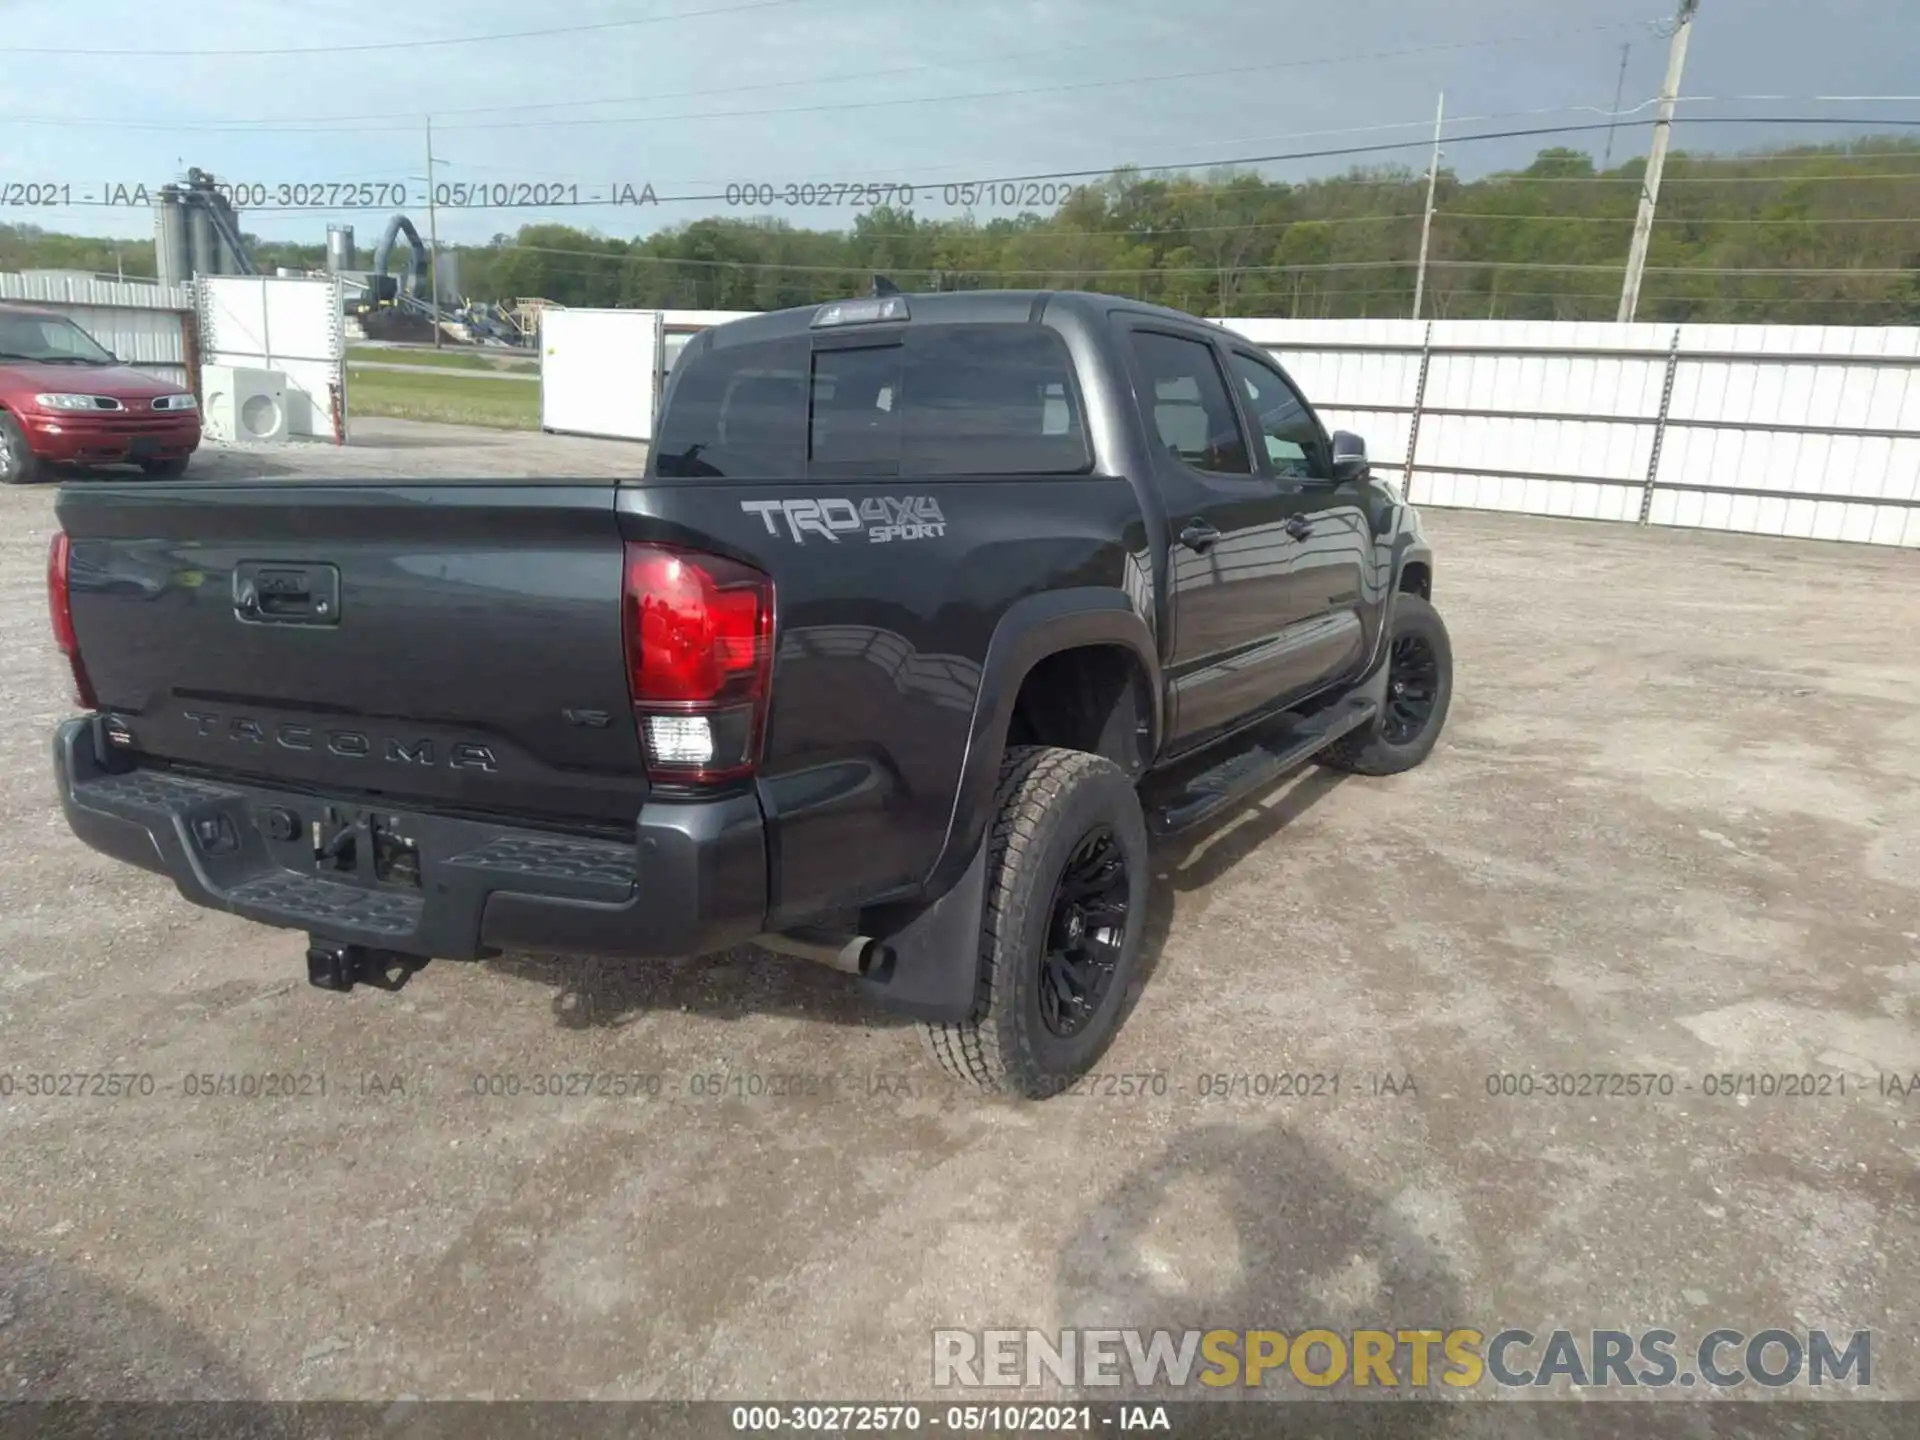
[{"x1": 233, "y1": 562, "x2": 340, "y2": 626}]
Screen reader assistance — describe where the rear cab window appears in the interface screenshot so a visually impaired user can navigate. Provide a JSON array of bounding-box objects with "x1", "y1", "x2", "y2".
[{"x1": 654, "y1": 322, "x2": 1092, "y2": 478}]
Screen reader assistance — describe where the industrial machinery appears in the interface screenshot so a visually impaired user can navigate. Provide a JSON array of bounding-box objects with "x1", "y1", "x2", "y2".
[{"x1": 153, "y1": 171, "x2": 256, "y2": 284}]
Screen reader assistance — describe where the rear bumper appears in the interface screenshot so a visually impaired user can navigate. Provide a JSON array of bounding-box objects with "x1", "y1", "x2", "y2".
[
  {"x1": 24, "y1": 413, "x2": 200, "y2": 464},
  {"x1": 53, "y1": 717, "x2": 766, "y2": 962}
]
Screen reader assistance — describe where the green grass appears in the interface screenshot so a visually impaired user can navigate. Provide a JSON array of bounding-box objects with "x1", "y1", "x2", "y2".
[
  {"x1": 347, "y1": 366, "x2": 541, "y2": 430},
  {"x1": 346, "y1": 344, "x2": 538, "y2": 375}
]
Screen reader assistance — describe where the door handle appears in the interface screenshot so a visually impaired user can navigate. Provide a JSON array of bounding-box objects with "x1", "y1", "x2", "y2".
[
  {"x1": 1284, "y1": 515, "x2": 1314, "y2": 541},
  {"x1": 1178, "y1": 519, "x2": 1221, "y2": 554},
  {"x1": 231, "y1": 561, "x2": 341, "y2": 626}
]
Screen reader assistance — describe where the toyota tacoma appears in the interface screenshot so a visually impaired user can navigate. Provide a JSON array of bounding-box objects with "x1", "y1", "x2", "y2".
[{"x1": 48, "y1": 288, "x2": 1449, "y2": 1096}]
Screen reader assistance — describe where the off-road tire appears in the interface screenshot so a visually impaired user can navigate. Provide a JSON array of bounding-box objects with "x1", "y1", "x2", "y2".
[
  {"x1": 0, "y1": 412, "x2": 44, "y2": 485},
  {"x1": 920, "y1": 746, "x2": 1149, "y2": 1098},
  {"x1": 1320, "y1": 592, "x2": 1453, "y2": 776},
  {"x1": 139, "y1": 456, "x2": 190, "y2": 478}
]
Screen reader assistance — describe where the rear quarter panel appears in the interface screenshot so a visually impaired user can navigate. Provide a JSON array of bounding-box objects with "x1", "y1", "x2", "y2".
[{"x1": 618, "y1": 473, "x2": 1153, "y2": 927}]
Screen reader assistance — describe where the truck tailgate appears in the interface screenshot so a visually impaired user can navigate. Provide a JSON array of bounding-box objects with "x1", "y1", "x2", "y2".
[{"x1": 56, "y1": 480, "x2": 647, "y2": 829}]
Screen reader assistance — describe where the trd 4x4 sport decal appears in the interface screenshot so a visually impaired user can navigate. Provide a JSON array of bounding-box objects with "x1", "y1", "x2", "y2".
[{"x1": 741, "y1": 497, "x2": 947, "y2": 545}]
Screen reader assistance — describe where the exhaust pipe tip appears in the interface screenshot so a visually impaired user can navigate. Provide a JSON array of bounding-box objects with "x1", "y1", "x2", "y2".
[{"x1": 758, "y1": 929, "x2": 884, "y2": 977}]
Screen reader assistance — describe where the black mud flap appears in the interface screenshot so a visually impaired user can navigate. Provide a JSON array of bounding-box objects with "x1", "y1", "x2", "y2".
[{"x1": 856, "y1": 839, "x2": 990, "y2": 1023}]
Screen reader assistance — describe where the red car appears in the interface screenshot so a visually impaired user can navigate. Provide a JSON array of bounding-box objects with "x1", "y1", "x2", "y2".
[{"x1": 0, "y1": 303, "x2": 201, "y2": 484}]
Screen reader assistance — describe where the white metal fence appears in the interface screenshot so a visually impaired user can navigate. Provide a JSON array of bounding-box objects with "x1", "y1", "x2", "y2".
[
  {"x1": 1228, "y1": 318, "x2": 1920, "y2": 549},
  {"x1": 0, "y1": 271, "x2": 194, "y2": 389},
  {"x1": 195, "y1": 274, "x2": 347, "y2": 442}
]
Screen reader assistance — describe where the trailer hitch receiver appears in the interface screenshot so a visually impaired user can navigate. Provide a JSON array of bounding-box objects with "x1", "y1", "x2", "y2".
[{"x1": 306, "y1": 939, "x2": 427, "y2": 993}]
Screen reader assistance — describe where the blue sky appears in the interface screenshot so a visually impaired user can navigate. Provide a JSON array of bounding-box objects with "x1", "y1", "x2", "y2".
[{"x1": 3, "y1": 0, "x2": 1917, "y2": 248}]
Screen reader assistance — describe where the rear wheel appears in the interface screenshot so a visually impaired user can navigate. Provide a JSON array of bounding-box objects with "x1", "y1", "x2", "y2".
[
  {"x1": 920, "y1": 746, "x2": 1149, "y2": 1098},
  {"x1": 1320, "y1": 592, "x2": 1453, "y2": 776},
  {"x1": 0, "y1": 413, "x2": 44, "y2": 485},
  {"x1": 139, "y1": 457, "x2": 190, "y2": 478}
]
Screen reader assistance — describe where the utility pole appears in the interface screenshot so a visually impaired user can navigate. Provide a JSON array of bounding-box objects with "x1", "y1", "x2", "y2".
[
  {"x1": 425, "y1": 114, "x2": 443, "y2": 348},
  {"x1": 1412, "y1": 92, "x2": 1444, "y2": 321},
  {"x1": 1618, "y1": 0, "x2": 1699, "y2": 323},
  {"x1": 1602, "y1": 42, "x2": 1632, "y2": 170}
]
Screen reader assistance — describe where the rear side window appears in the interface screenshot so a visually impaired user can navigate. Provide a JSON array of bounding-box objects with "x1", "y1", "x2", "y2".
[
  {"x1": 654, "y1": 323, "x2": 1090, "y2": 478},
  {"x1": 1127, "y1": 331, "x2": 1250, "y2": 475},
  {"x1": 898, "y1": 325, "x2": 1091, "y2": 476}
]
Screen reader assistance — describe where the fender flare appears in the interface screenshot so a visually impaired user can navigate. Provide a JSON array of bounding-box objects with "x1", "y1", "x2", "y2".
[
  {"x1": 1360, "y1": 532, "x2": 1435, "y2": 675},
  {"x1": 920, "y1": 587, "x2": 1161, "y2": 901},
  {"x1": 1394, "y1": 538, "x2": 1435, "y2": 597}
]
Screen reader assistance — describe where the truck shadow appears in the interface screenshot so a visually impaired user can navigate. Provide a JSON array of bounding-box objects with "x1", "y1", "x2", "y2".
[
  {"x1": 1052, "y1": 1115, "x2": 1460, "y2": 1425},
  {"x1": 485, "y1": 943, "x2": 910, "y2": 1032},
  {"x1": 0, "y1": 1242, "x2": 277, "y2": 1422},
  {"x1": 1122, "y1": 766, "x2": 1349, "y2": 1026},
  {"x1": 491, "y1": 767, "x2": 1350, "y2": 1035}
]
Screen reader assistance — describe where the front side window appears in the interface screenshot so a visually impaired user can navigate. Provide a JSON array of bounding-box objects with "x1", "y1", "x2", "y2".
[{"x1": 1228, "y1": 351, "x2": 1325, "y2": 480}]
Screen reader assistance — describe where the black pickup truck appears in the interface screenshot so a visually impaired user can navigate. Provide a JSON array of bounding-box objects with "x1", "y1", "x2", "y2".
[{"x1": 49, "y1": 289, "x2": 1449, "y2": 1096}]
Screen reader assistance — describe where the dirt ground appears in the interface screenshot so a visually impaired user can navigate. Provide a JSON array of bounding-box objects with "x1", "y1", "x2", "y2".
[{"x1": 1, "y1": 420, "x2": 1917, "y2": 1408}]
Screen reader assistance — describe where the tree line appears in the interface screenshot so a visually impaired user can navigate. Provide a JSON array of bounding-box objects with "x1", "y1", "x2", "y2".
[{"x1": 7, "y1": 139, "x2": 1918, "y2": 324}]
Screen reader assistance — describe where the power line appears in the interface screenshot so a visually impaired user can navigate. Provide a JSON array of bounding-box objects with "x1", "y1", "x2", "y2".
[
  {"x1": 899, "y1": 214, "x2": 1426, "y2": 238},
  {"x1": 0, "y1": 0, "x2": 831, "y2": 57},
  {"x1": 0, "y1": 113, "x2": 1445, "y2": 199},
  {"x1": 5, "y1": 121, "x2": 1664, "y2": 220},
  {"x1": 479, "y1": 247, "x2": 1426, "y2": 277},
  {"x1": 1647, "y1": 145, "x2": 1920, "y2": 166},
  {"x1": 168, "y1": 142, "x2": 1920, "y2": 201},
  {"x1": 398, "y1": 239, "x2": 1917, "y2": 283},
  {"x1": 430, "y1": 109, "x2": 1614, "y2": 189},
  {"x1": 1427, "y1": 259, "x2": 1917, "y2": 277},
  {"x1": 1603, "y1": 42, "x2": 1634, "y2": 169},
  {"x1": 253, "y1": 118, "x2": 1920, "y2": 206},
  {"x1": 451, "y1": 101, "x2": 1710, "y2": 187},
  {"x1": 1443, "y1": 209, "x2": 1920, "y2": 225},
  {"x1": 0, "y1": 41, "x2": 1671, "y2": 137},
  {"x1": 1487, "y1": 169, "x2": 1920, "y2": 185},
  {"x1": 0, "y1": 21, "x2": 1657, "y2": 127},
  {"x1": 1678, "y1": 93, "x2": 1920, "y2": 104}
]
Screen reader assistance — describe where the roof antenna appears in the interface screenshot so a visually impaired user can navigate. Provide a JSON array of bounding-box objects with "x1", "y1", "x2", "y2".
[{"x1": 869, "y1": 273, "x2": 902, "y2": 297}]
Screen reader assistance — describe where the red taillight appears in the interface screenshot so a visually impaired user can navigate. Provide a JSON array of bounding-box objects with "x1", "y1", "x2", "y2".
[
  {"x1": 622, "y1": 542, "x2": 773, "y2": 782},
  {"x1": 46, "y1": 531, "x2": 97, "y2": 710}
]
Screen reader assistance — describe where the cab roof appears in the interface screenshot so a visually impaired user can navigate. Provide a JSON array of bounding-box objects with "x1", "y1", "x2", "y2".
[{"x1": 701, "y1": 288, "x2": 1232, "y2": 348}]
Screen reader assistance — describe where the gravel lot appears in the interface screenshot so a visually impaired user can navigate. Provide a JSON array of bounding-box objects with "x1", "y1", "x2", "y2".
[{"x1": 2, "y1": 420, "x2": 1917, "y2": 1407}]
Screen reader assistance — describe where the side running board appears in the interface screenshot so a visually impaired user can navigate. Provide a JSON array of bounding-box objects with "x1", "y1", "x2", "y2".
[{"x1": 1146, "y1": 697, "x2": 1377, "y2": 838}]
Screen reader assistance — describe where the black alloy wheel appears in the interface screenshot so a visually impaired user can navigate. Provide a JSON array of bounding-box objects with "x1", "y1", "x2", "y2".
[
  {"x1": 1037, "y1": 824, "x2": 1131, "y2": 1039},
  {"x1": 1381, "y1": 632, "x2": 1441, "y2": 746}
]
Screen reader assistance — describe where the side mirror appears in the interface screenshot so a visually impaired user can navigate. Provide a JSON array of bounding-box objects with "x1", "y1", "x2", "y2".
[{"x1": 1330, "y1": 430, "x2": 1370, "y2": 483}]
